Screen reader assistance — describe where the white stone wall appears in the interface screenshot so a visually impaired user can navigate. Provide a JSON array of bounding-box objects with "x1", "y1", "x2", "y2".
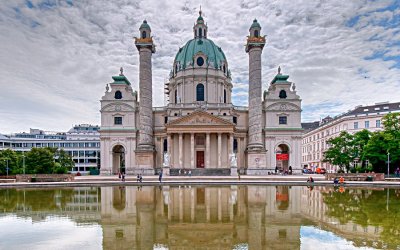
[
  {"x1": 99, "y1": 81, "x2": 138, "y2": 175},
  {"x1": 263, "y1": 79, "x2": 303, "y2": 173}
]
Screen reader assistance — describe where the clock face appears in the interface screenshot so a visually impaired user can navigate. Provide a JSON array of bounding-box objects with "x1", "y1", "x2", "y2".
[{"x1": 115, "y1": 105, "x2": 121, "y2": 111}]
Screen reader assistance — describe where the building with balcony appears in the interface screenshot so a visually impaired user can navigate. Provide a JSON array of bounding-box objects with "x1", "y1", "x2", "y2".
[{"x1": 301, "y1": 101, "x2": 400, "y2": 173}]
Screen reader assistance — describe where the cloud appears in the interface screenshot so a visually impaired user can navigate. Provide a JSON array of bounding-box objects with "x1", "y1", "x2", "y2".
[{"x1": 0, "y1": 0, "x2": 399, "y2": 133}]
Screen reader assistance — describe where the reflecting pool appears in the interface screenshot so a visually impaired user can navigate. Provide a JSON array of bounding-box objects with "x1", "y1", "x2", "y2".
[{"x1": 0, "y1": 186, "x2": 399, "y2": 249}]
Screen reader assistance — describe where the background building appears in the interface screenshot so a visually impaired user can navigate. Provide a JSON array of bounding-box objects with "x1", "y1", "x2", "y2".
[
  {"x1": 0, "y1": 124, "x2": 100, "y2": 173},
  {"x1": 301, "y1": 101, "x2": 400, "y2": 173}
]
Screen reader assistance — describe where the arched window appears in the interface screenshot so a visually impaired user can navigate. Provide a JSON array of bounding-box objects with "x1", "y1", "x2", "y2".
[
  {"x1": 175, "y1": 64, "x2": 178, "y2": 74},
  {"x1": 223, "y1": 65, "x2": 226, "y2": 73},
  {"x1": 141, "y1": 31, "x2": 146, "y2": 39},
  {"x1": 279, "y1": 90, "x2": 287, "y2": 99},
  {"x1": 223, "y1": 89, "x2": 227, "y2": 103},
  {"x1": 115, "y1": 91, "x2": 122, "y2": 99},
  {"x1": 254, "y1": 30, "x2": 259, "y2": 37},
  {"x1": 174, "y1": 89, "x2": 178, "y2": 103},
  {"x1": 196, "y1": 83, "x2": 204, "y2": 101},
  {"x1": 199, "y1": 28, "x2": 202, "y2": 37}
]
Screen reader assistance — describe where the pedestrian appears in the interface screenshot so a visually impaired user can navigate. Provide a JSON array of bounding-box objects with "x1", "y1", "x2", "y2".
[
  {"x1": 333, "y1": 177, "x2": 339, "y2": 185},
  {"x1": 275, "y1": 166, "x2": 278, "y2": 174},
  {"x1": 159, "y1": 171, "x2": 163, "y2": 183},
  {"x1": 339, "y1": 176, "x2": 345, "y2": 184},
  {"x1": 118, "y1": 171, "x2": 121, "y2": 179},
  {"x1": 139, "y1": 174, "x2": 143, "y2": 183},
  {"x1": 289, "y1": 166, "x2": 292, "y2": 175},
  {"x1": 122, "y1": 172, "x2": 125, "y2": 182},
  {"x1": 188, "y1": 170, "x2": 192, "y2": 177},
  {"x1": 137, "y1": 174, "x2": 140, "y2": 182},
  {"x1": 178, "y1": 169, "x2": 181, "y2": 175},
  {"x1": 396, "y1": 168, "x2": 400, "y2": 177}
]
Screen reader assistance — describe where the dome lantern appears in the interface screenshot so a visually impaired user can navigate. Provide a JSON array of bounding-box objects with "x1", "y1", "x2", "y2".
[{"x1": 193, "y1": 7, "x2": 207, "y2": 38}]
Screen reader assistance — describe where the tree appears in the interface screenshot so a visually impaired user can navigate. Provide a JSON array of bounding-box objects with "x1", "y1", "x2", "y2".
[
  {"x1": 323, "y1": 131, "x2": 355, "y2": 172},
  {"x1": 353, "y1": 129, "x2": 372, "y2": 171},
  {"x1": 0, "y1": 149, "x2": 19, "y2": 175},
  {"x1": 55, "y1": 149, "x2": 74, "y2": 172},
  {"x1": 25, "y1": 148, "x2": 55, "y2": 174},
  {"x1": 363, "y1": 113, "x2": 400, "y2": 173}
]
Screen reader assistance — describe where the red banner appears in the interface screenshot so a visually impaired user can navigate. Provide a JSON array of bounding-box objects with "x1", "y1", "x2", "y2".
[{"x1": 276, "y1": 154, "x2": 289, "y2": 160}]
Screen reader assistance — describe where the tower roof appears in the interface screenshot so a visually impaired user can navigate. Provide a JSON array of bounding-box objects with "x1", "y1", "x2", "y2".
[
  {"x1": 111, "y1": 68, "x2": 131, "y2": 85},
  {"x1": 250, "y1": 19, "x2": 261, "y2": 29},
  {"x1": 140, "y1": 20, "x2": 151, "y2": 30}
]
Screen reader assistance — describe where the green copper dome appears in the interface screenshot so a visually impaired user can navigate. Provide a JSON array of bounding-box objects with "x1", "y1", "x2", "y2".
[
  {"x1": 174, "y1": 38, "x2": 227, "y2": 71},
  {"x1": 250, "y1": 19, "x2": 261, "y2": 29},
  {"x1": 140, "y1": 20, "x2": 151, "y2": 30}
]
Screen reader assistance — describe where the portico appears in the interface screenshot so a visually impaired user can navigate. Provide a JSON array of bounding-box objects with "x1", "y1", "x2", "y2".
[{"x1": 166, "y1": 111, "x2": 235, "y2": 171}]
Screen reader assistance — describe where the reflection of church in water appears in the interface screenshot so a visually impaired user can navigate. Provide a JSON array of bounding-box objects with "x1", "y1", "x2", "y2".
[
  {"x1": 100, "y1": 185, "x2": 302, "y2": 249},
  {"x1": 99, "y1": 10, "x2": 303, "y2": 176},
  {"x1": 3, "y1": 186, "x2": 388, "y2": 249}
]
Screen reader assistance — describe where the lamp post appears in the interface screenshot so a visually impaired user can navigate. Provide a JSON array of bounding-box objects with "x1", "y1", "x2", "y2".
[
  {"x1": 5, "y1": 158, "x2": 9, "y2": 177},
  {"x1": 387, "y1": 151, "x2": 390, "y2": 177},
  {"x1": 22, "y1": 152, "x2": 26, "y2": 175}
]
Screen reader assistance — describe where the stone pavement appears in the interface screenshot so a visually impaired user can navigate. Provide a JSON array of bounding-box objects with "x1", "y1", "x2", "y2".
[{"x1": 0, "y1": 174, "x2": 399, "y2": 188}]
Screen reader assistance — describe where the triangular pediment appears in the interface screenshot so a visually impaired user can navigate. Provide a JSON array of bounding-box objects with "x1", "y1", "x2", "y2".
[{"x1": 167, "y1": 111, "x2": 234, "y2": 127}]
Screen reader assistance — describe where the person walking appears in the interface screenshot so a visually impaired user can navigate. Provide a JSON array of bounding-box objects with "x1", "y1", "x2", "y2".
[
  {"x1": 159, "y1": 171, "x2": 163, "y2": 183},
  {"x1": 122, "y1": 172, "x2": 125, "y2": 182}
]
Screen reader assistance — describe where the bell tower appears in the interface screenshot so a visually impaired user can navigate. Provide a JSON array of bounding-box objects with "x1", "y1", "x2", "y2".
[
  {"x1": 135, "y1": 20, "x2": 156, "y2": 173},
  {"x1": 245, "y1": 19, "x2": 267, "y2": 175}
]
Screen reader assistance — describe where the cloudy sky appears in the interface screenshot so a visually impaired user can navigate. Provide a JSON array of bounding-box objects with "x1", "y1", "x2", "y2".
[{"x1": 0, "y1": 0, "x2": 399, "y2": 134}]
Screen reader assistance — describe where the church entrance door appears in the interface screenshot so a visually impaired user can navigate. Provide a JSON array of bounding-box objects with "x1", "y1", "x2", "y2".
[{"x1": 196, "y1": 151, "x2": 204, "y2": 168}]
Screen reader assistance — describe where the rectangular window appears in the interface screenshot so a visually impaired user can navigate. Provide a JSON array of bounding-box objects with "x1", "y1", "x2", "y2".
[
  {"x1": 365, "y1": 121, "x2": 369, "y2": 128},
  {"x1": 164, "y1": 116, "x2": 168, "y2": 124},
  {"x1": 196, "y1": 136, "x2": 205, "y2": 146},
  {"x1": 279, "y1": 116, "x2": 287, "y2": 125},
  {"x1": 114, "y1": 117, "x2": 123, "y2": 125},
  {"x1": 354, "y1": 122, "x2": 358, "y2": 129},
  {"x1": 233, "y1": 116, "x2": 237, "y2": 124},
  {"x1": 376, "y1": 120, "x2": 381, "y2": 128}
]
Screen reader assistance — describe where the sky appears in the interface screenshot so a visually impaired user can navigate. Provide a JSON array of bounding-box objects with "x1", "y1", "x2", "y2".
[{"x1": 0, "y1": 0, "x2": 399, "y2": 134}]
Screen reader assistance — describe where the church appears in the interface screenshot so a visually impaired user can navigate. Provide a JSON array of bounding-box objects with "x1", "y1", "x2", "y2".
[{"x1": 99, "y1": 11, "x2": 303, "y2": 176}]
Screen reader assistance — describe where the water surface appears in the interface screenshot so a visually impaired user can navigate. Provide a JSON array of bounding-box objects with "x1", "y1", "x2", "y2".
[{"x1": 0, "y1": 186, "x2": 399, "y2": 249}]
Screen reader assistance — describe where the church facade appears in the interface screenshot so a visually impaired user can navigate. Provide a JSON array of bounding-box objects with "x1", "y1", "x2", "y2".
[{"x1": 99, "y1": 12, "x2": 303, "y2": 176}]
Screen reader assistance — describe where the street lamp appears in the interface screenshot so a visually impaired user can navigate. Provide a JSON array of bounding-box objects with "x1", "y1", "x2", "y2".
[
  {"x1": 22, "y1": 152, "x2": 26, "y2": 175},
  {"x1": 4, "y1": 158, "x2": 9, "y2": 177},
  {"x1": 387, "y1": 151, "x2": 390, "y2": 177}
]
